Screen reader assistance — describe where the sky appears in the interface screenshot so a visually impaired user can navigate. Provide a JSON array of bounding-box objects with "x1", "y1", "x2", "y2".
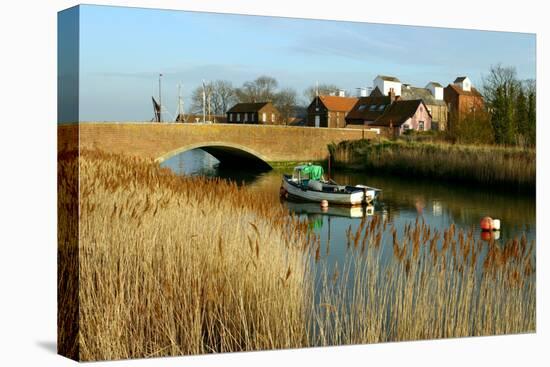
[{"x1": 69, "y1": 4, "x2": 536, "y2": 122}]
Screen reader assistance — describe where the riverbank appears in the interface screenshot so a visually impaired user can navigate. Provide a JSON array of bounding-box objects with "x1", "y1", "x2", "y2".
[{"x1": 328, "y1": 140, "x2": 535, "y2": 191}]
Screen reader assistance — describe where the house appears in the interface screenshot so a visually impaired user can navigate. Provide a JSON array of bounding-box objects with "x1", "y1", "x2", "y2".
[
  {"x1": 345, "y1": 88, "x2": 432, "y2": 136},
  {"x1": 401, "y1": 82, "x2": 448, "y2": 130},
  {"x1": 345, "y1": 93, "x2": 394, "y2": 126},
  {"x1": 372, "y1": 99, "x2": 432, "y2": 136},
  {"x1": 373, "y1": 75, "x2": 402, "y2": 96},
  {"x1": 444, "y1": 76, "x2": 484, "y2": 127},
  {"x1": 226, "y1": 102, "x2": 280, "y2": 125},
  {"x1": 306, "y1": 95, "x2": 359, "y2": 128}
]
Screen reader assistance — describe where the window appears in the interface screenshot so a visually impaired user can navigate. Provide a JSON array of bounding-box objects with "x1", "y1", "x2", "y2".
[
  {"x1": 419, "y1": 121, "x2": 424, "y2": 131},
  {"x1": 244, "y1": 113, "x2": 248, "y2": 122},
  {"x1": 237, "y1": 113, "x2": 241, "y2": 122},
  {"x1": 369, "y1": 105, "x2": 378, "y2": 111},
  {"x1": 271, "y1": 113, "x2": 275, "y2": 122},
  {"x1": 377, "y1": 104, "x2": 386, "y2": 111},
  {"x1": 358, "y1": 104, "x2": 368, "y2": 111},
  {"x1": 250, "y1": 113, "x2": 255, "y2": 122},
  {"x1": 262, "y1": 112, "x2": 266, "y2": 122},
  {"x1": 229, "y1": 113, "x2": 233, "y2": 122}
]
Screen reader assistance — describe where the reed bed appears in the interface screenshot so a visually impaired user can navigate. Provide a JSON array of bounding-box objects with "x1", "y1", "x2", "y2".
[
  {"x1": 58, "y1": 150, "x2": 535, "y2": 361},
  {"x1": 60, "y1": 150, "x2": 314, "y2": 361},
  {"x1": 329, "y1": 140, "x2": 535, "y2": 190},
  {"x1": 313, "y1": 216, "x2": 536, "y2": 345}
]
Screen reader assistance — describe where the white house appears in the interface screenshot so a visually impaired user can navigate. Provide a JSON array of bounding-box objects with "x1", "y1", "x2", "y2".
[
  {"x1": 373, "y1": 75, "x2": 402, "y2": 97},
  {"x1": 425, "y1": 82, "x2": 444, "y2": 100},
  {"x1": 453, "y1": 76, "x2": 472, "y2": 92}
]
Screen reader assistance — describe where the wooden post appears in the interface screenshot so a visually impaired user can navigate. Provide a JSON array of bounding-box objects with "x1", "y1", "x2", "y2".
[{"x1": 328, "y1": 151, "x2": 331, "y2": 181}]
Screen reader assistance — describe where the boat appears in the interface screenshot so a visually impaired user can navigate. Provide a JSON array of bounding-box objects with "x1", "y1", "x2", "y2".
[
  {"x1": 280, "y1": 164, "x2": 381, "y2": 206},
  {"x1": 286, "y1": 201, "x2": 375, "y2": 218}
]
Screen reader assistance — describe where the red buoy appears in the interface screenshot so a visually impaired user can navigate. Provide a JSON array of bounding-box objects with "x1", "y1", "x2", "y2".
[{"x1": 480, "y1": 217, "x2": 493, "y2": 231}]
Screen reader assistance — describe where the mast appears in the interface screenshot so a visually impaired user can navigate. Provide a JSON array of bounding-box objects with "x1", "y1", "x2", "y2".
[
  {"x1": 158, "y1": 73, "x2": 163, "y2": 122},
  {"x1": 202, "y1": 80, "x2": 206, "y2": 123}
]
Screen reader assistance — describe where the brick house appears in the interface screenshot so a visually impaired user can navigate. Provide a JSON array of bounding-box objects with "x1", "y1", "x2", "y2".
[
  {"x1": 226, "y1": 102, "x2": 280, "y2": 125},
  {"x1": 306, "y1": 95, "x2": 358, "y2": 128},
  {"x1": 444, "y1": 76, "x2": 484, "y2": 128}
]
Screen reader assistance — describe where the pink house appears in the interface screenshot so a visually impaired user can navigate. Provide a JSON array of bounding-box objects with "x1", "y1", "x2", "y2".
[{"x1": 365, "y1": 99, "x2": 432, "y2": 136}]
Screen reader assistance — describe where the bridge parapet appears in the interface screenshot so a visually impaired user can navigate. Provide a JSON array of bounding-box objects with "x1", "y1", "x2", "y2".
[{"x1": 60, "y1": 123, "x2": 375, "y2": 166}]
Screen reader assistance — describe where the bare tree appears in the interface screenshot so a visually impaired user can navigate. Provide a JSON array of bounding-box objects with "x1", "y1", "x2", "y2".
[
  {"x1": 274, "y1": 88, "x2": 298, "y2": 125},
  {"x1": 235, "y1": 76, "x2": 278, "y2": 103},
  {"x1": 191, "y1": 80, "x2": 237, "y2": 116},
  {"x1": 303, "y1": 83, "x2": 341, "y2": 102}
]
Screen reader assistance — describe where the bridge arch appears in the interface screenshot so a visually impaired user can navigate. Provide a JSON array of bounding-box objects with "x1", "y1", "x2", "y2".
[{"x1": 155, "y1": 141, "x2": 273, "y2": 169}]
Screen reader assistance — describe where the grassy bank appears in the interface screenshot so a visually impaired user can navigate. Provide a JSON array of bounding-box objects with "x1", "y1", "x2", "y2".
[
  {"x1": 58, "y1": 150, "x2": 535, "y2": 361},
  {"x1": 328, "y1": 140, "x2": 535, "y2": 191}
]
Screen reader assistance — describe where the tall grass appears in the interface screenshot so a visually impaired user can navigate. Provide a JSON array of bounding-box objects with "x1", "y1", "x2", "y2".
[
  {"x1": 329, "y1": 139, "x2": 535, "y2": 190},
  {"x1": 58, "y1": 150, "x2": 535, "y2": 361},
  {"x1": 313, "y1": 217, "x2": 535, "y2": 345},
  {"x1": 60, "y1": 150, "x2": 314, "y2": 361}
]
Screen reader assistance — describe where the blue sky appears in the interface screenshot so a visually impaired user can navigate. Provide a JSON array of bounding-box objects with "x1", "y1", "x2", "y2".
[{"x1": 74, "y1": 4, "x2": 536, "y2": 121}]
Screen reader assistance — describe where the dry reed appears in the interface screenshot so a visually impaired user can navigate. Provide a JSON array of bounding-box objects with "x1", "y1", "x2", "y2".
[{"x1": 58, "y1": 150, "x2": 536, "y2": 361}]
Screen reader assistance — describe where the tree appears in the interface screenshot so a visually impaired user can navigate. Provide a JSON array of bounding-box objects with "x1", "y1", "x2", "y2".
[
  {"x1": 450, "y1": 109, "x2": 494, "y2": 145},
  {"x1": 235, "y1": 76, "x2": 278, "y2": 103},
  {"x1": 303, "y1": 83, "x2": 341, "y2": 102},
  {"x1": 482, "y1": 64, "x2": 522, "y2": 145},
  {"x1": 190, "y1": 80, "x2": 237, "y2": 117},
  {"x1": 273, "y1": 88, "x2": 298, "y2": 125}
]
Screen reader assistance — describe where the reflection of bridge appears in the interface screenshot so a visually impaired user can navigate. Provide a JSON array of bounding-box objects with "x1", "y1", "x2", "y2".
[{"x1": 59, "y1": 123, "x2": 374, "y2": 168}]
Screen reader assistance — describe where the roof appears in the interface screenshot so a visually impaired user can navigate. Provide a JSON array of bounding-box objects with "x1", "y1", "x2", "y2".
[
  {"x1": 454, "y1": 76, "x2": 468, "y2": 83},
  {"x1": 426, "y1": 81, "x2": 443, "y2": 88},
  {"x1": 345, "y1": 95, "x2": 392, "y2": 122},
  {"x1": 376, "y1": 75, "x2": 401, "y2": 82},
  {"x1": 317, "y1": 96, "x2": 359, "y2": 112},
  {"x1": 445, "y1": 84, "x2": 483, "y2": 97},
  {"x1": 371, "y1": 99, "x2": 431, "y2": 126},
  {"x1": 369, "y1": 86, "x2": 385, "y2": 97},
  {"x1": 227, "y1": 102, "x2": 271, "y2": 113},
  {"x1": 401, "y1": 86, "x2": 447, "y2": 106}
]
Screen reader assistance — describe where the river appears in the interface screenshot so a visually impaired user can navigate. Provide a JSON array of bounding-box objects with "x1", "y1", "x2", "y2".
[{"x1": 161, "y1": 149, "x2": 536, "y2": 272}]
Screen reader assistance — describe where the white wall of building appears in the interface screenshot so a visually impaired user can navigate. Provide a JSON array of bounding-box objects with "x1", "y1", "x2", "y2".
[
  {"x1": 426, "y1": 83, "x2": 444, "y2": 100},
  {"x1": 374, "y1": 76, "x2": 402, "y2": 96}
]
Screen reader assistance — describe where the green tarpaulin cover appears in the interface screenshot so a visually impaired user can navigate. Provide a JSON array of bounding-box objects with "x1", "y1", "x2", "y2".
[{"x1": 301, "y1": 165, "x2": 324, "y2": 181}]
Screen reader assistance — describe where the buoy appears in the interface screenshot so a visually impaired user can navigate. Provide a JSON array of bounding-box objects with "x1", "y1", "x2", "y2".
[
  {"x1": 481, "y1": 231, "x2": 493, "y2": 242},
  {"x1": 492, "y1": 219, "x2": 501, "y2": 231},
  {"x1": 320, "y1": 200, "x2": 329, "y2": 208},
  {"x1": 480, "y1": 216, "x2": 493, "y2": 231}
]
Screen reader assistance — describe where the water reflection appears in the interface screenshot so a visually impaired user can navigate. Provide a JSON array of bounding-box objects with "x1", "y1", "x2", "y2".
[{"x1": 161, "y1": 149, "x2": 536, "y2": 257}]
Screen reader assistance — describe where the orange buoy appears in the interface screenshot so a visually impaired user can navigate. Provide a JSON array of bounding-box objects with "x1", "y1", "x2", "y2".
[
  {"x1": 480, "y1": 231, "x2": 493, "y2": 242},
  {"x1": 480, "y1": 216, "x2": 493, "y2": 231}
]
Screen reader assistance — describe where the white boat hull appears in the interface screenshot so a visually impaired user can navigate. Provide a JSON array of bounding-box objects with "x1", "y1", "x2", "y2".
[{"x1": 282, "y1": 178, "x2": 373, "y2": 205}]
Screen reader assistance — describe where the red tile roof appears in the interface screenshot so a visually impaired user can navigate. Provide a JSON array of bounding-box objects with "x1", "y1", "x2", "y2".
[{"x1": 318, "y1": 96, "x2": 359, "y2": 112}]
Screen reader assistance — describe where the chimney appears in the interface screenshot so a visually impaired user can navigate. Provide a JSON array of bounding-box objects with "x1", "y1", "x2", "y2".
[{"x1": 388, "y1": 88, "x2": 396, "y2": 102}]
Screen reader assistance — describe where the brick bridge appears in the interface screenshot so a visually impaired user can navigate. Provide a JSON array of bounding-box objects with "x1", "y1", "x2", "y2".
[{"x1": 59, "y1": 123, "x2": 374, "y2": 168}]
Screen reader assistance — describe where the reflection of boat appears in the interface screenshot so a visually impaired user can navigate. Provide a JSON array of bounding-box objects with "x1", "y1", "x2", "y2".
[
  {"x1": 286, "y1": 201, "x2": 374, "y2": 218},
  {"x1": 281, "y1": 164, "x2": 381, "y2": 205}
]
